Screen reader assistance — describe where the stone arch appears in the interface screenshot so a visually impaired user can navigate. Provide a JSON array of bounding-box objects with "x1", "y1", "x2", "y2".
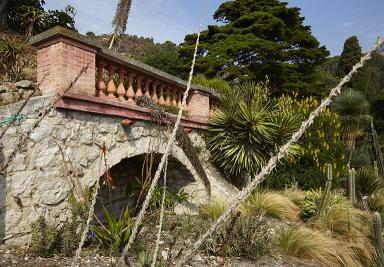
[{"x1": 83, "y1": 133, "x2": 209, "y2": 212}]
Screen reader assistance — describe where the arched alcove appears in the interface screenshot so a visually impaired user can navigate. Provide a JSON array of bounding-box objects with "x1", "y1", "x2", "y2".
[{"x1": 94, "y1": 153, "x2": 197, "y2": 222}]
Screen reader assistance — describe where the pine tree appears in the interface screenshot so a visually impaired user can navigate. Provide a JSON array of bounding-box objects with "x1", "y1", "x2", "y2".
[
  {"x1": 337, "y1": 36, "x2": 362, "y2": 77},
  {"x1": 179, "y1": 0, "x2": 329, "y2": 94}
]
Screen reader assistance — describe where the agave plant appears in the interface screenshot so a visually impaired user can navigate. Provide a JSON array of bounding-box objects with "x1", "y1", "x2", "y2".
[
  {"x1": 208, "y1": 81, "x2": 301, "y2": 185},
  {"x1": 331, "y1": 89, "x2": 371, "y2": 150}
]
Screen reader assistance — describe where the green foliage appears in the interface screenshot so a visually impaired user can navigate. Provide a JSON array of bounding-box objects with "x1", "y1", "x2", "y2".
[
  {"x1": 59, "y1": 191, "x2": 91, "y2": 256},
  {"x1": 355, "y1": 167, "x2": 382, "y2": 196},
  {"x1": 267, "y1": 94, "x2": 347, "y2": 190},
  {"x1": 6, "y1": 0, "x2": 76, "y2": 36},
  {"x1": 91, "y1": 203, "x2": 133, "y2": 255},
  {"x1": 31, "y1": 216, "x2": 58, "y2": 257},
  {"x1": 149, "y1": 186, "x2": 189, "y2": 211},
  {"x1": 331, "y1": 89, "x2": 371, "y2": 149},
  {"x1": 299, "y1": 189, "x2": 345, "y2": 221},
  {"x1": 130, "y1": 176, "x2": 189, "y2": 212},
  {"x1": 30, "y1": 190, "x2": 91, "y2": 257},
  {"x1": 136, "y1": 250, "x2": 165, "y2": 267},
  {"x1": 200, "y1": 199, "x2": 228, "y2": 221},
  {"x1": 208, "y1": 81, "x2": 301, "y2": 185},
  {"x1": 337, "y1": 36, "x2": 362, "y2": 77},
  {"x1": 142, "y1": 41, "x2": 181, "y2": 77},
  {"x1": 179, "y1": 0, "x2": 329, "y2": 93},
  {"x1": 192, "y1": 74, "x2": 230, "y2": 93}
]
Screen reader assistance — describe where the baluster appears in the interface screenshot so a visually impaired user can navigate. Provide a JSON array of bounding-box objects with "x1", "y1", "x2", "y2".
[
  {"x1": 96, "y1": 62, "x2": 107, "y2": 97},
  {"x1": 177, "y1": 91, "x2": 182, "y2": 108},
  {"x1": 165, "y1": 87, "x2": 171, "y2": 106},
  {"x1": 172, "y1": 88, "x2": 177, "y2": 106},
  {"x1": 116, "y1": 70, "x2": 126, "y2": 100},
  {"x1": 145, "y1": 78, "x2": 151, "y2": 97},
  {"x1": 158, "y1": 84, "x2": 165, "y2": 105},
  {"x1": 151, "y1": 80, "x2": 158, "y2": 103},
  {"x1": 135, "y1": 76, "x2": 143, "y2": 98},
  {"x1": 126, "y1": 72, "x2": 135, "y2": 103},
  {"x1": 107, "y1": 65, "x2": 117, "y2": 97}
]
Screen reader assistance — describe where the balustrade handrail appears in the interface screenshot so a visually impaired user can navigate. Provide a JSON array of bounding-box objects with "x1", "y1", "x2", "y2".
[{"x1": 29, "y1": 26, "x2": 218, "y2": 98}]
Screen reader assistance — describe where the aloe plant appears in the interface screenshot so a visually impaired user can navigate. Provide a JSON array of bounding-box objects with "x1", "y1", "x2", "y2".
[{"x1": 91, "y1": 202, "x2": 133, "y2": 254}]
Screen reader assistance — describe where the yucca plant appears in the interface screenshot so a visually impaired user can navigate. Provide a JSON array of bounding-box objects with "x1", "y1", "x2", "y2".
[
  {"x1": 91, "y1": 202, "x2": 133, "y2": 255},
  {"x1": 208, "y1": 81, "x2": 301, "y2": 185}
]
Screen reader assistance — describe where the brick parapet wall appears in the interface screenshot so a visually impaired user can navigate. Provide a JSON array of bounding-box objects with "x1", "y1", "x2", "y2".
[{"x1": 36, "y1": 38, "x2": 96, "y2": 96}]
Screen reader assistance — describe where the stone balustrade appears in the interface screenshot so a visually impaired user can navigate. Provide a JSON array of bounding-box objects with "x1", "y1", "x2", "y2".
[
  {"x1": 29, "y1": 26, "x2": 218, "y2": 129},
  {"x1": 95, "y1": 60, "x2": 187, "y2": 110}
]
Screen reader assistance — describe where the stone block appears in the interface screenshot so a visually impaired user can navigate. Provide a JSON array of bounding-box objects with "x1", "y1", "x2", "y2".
[{"x1": 37, "y1": 180, "x2": 70, "y2": 205}]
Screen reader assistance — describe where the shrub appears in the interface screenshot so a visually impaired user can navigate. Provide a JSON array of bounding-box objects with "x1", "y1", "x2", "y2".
[
  {"x1": 202, "y1": 214, "x2": 271, "y2": 260},
  {"x1": 30, "y1": 191, "x2": 91, "y2": 257},
  {"x1": 0, "y1": 35, "x2": 31, "y2": 81},
  {"x1": 31, "y1": 216, "x2": 58, "y2": 257},
  {"x1": 281, "y1": 188, "x2": 305, "y2": 205},
  {"x1": 276, "y1": 227, "x2": 364, "y2": 267},
  {"x1": 200, "y1": 199, "x2": 228, "y2": 221},
  {"x1": 299, "y1": 189, "x2": 345, "y2": 221},
  {"x1": 242, "y1": 191, "x2": 300, "y2": 221},
  {"x1": 59, "y1": 191, "x2": 91, "y2": 256}
]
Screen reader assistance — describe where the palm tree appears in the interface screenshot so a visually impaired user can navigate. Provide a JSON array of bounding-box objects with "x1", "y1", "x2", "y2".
[
  {"x1": 109, "y1": 0, "x2": 132, "y2": 49},
  {"x1": 19, "y1": 5, "x2": 45, "y2": 37},
  {"x1": 208, "y1": 81, "x2": 301, "y2": 186},
  {"x1": 331, "y1": 89, "x2": 371, "y2": 150}
]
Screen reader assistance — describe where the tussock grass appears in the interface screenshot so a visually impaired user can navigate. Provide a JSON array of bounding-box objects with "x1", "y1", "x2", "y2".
[
  {"x1": 281, "y1": 188, "x2": 305, "y2": 205},
  {"x1": 242, "y1": 191, "x2": 300, "y2": 221},
  {"x1": 276, "y1": 227, "x2": 365, "y2": 267},
  {"x1": 312, "y1": 196, "x2": 375, "y2": 265},
  {"x1": 200, "y1": 199, "x2": 228, "y2": 221}
]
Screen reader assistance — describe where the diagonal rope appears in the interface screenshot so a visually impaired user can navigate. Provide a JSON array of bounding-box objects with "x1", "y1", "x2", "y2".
[
  {"x1": 175, "y1": 37, "x2": 384, "y2": 267},
  {"x1": 117, "y1": 0, "x2": 207, "y2": 265},
  {"x1": 70, "y1": 152, "x2": 105, "y2": 267},
  {"x1": 151, "y1": 159, "x2": 168, "y2": 267}
]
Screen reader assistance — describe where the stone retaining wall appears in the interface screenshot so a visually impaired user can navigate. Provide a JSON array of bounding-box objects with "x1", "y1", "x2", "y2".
[{"x1": 0, "y1": 96, "x2": 237, "y2": 245}]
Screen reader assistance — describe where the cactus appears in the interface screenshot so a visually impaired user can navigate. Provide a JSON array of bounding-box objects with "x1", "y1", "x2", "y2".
[
  {"x1": 371, "y1": 120, "x2": 384, "y2": 176},
  {"x1": 315, "y1": 163, "x2": 333, "y2": 219},
  {"x1": 373, "y1": 212, "x2": 384, "y2": 266},
  {"x1": 348, "y1": 167, "x2": 356, "y2": 205}
]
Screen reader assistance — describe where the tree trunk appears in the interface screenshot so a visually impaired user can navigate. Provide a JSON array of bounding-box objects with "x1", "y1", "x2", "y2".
[{"x1": 0, "y1": 0, "x2": 9, "y2": 30}]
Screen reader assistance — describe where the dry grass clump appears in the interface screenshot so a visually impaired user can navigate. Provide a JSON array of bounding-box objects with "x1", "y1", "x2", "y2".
[
  {"x1": 242, "y1": 191, "x2": 300, "y2": 221},
  {"x1": 281, "y1": 188, "x2": 305, "y2": 205},
  {"x1": 312, "y1": 196, "x2": 375, "y2": 265},
  {"x1": 200, "y1": 199, "x2": 228, "y2": 221},
  {"x1": 276, "y1": 227, "x2": 366, "y2": 267},
  {"x1": 368, "y1": 188, "x2": 384, "y2": 213}
]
